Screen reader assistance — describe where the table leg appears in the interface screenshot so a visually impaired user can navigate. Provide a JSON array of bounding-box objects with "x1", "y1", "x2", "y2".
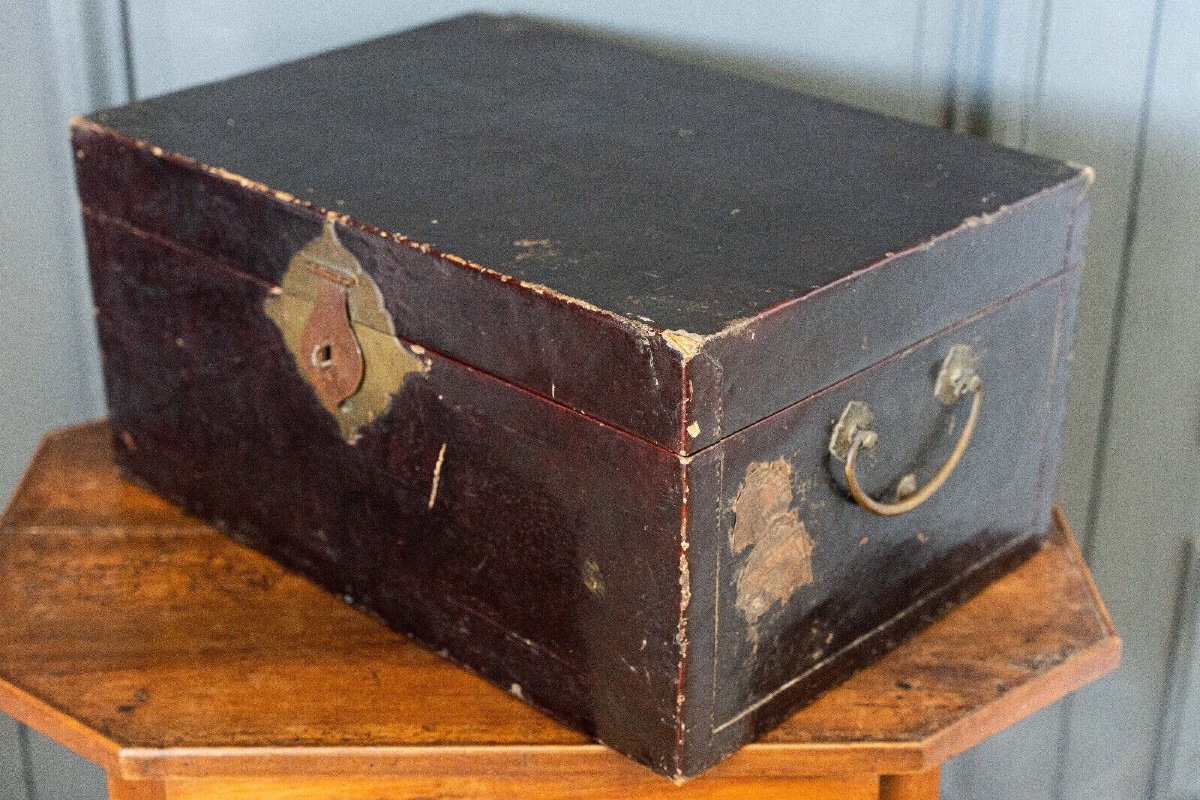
[
  {"x1": 880, "y1": 768, "x2": 940, "y2": 800},
  {"x1": 108, "y1": 775, "x2": 167, "y2": 800}
]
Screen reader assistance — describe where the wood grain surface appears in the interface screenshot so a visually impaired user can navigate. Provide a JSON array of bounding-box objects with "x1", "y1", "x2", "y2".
[{"x1": 0, "y1": 422, "x2": 1118, "y2": 794}]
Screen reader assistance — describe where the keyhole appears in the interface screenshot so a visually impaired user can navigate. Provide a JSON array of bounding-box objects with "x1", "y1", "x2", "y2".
[{"x1": 313, "y1": 341, "x2": 334, "y2": 369}]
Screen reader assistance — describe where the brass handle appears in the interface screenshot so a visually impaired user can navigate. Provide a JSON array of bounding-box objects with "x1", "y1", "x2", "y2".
[{"x1": 829, "y1": 344, "x2": 982, "y2": 517}]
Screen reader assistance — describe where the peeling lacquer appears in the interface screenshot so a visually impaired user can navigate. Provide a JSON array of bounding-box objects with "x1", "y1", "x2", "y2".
[{"x1": 729, "y1": 459, "x2": 815, "y2": 644}]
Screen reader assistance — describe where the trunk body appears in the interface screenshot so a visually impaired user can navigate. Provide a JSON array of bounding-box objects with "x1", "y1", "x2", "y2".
[{"x1": 71, "y1": 13, "x2": 1091, "y2": 779}]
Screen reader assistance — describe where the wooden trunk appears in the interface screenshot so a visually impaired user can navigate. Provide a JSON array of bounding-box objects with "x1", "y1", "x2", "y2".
[{"x1": 70, "y1": 13, "x2": 1091, "y2": 779}]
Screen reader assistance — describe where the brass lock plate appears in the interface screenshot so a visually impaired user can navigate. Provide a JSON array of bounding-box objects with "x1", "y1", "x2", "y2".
[{"x1": 264, "y1": 221, "x2": 425, "y2": 443}]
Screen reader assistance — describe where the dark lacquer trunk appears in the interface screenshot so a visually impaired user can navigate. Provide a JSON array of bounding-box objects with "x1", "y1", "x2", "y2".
[{"x1": 71, "y1": 13, "x2": 1091, "y2": 778}]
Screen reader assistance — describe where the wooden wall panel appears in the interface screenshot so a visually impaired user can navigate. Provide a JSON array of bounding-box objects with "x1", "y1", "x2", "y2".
[
  {"x1": 1154, "y1": 539, "x2": 1200, "y2": 799},
  {"x1": 1025, "y1": 0, "x2": 1163, "y2": 549},
  {"x1": 125, "y1": 1, "x2": 479, "y2": 98},
  {"x1": 940, "y1": 705, "x2": 1067, "y2": 800},
  {"x1": 124, "y1": 0, "x2": 952, "y2": 125},
  {"x1": 0, "y1": 2, "x2": 106, "y2": 499},
  {"x1": 941, "y1": 2, "x2": 1164, "y2": 799},
  {"x1": 1057, "y1": 0, "x2": 1200, "y2": 797},
  {"x1": 0, "y1": 722, "x2": 31, "y2": 800},
  {"x1": 23, "y1": 730, "x2": 107, "y2": 800},
  {"x1": 985, "y1": 0, "x2": 1051, "y2": 147},
  {"x1": 0, "y1": 0, "x2": 125, "y2": 797}
]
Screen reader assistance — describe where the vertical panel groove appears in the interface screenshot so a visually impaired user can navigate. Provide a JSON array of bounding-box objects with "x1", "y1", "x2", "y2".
[
  {"x1": 912, "y1": 0, "x2": 928, "y2": 104},
  {"x1": 940, "y1": 0, "x2": 967, "y2": 129},
  {"x1": 1149, "y1": 539, "x2": 1200, "y2": 798},
  {"x1": 16, "y1": 725, "x2": 37, "y2": 800},
  {"x1": 1056, "y1": 1, "x2": 1167, "y2": 798},
  {"x1": 963, "y1": 0, "x2": 997, "y2": 137},
  {"x1": 1021, "y1": 0, "x2": 1054, "y2": 150},
  {"x1": 117, "y1": 0, "x2": 138, "y2": 101},
  {"x1": 1078, "y1": 0, "x2": 1165, "y2": 563},
  {"x1": 1051, "y1": 588, "x2": 1073, "y2": 797}
]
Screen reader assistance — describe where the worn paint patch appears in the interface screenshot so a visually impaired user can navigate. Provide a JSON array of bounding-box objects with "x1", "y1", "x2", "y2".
[
  {"x1": 730, "y1": 459, "x2": 815, "y2": 644},
  {"x1": 427, "y1": 443, "x2": 447, "y2": 509},
  {"x1": 582, "y1": 557, "x2": 606, "y2": 596},
  {"x1": 895, "y1": 472, "x2": 918, "y2": 501},
  {"x1": 662, "y1": 328, "x2": 705, "y2": 360},
  {"x1": 511, "y1": 237, "x2": 561, "y2": 261}
]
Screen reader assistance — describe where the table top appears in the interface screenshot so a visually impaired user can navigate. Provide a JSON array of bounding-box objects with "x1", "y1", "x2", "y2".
[{"x1": 0, "y1": 422, "x2": 1119, "y2": 785}]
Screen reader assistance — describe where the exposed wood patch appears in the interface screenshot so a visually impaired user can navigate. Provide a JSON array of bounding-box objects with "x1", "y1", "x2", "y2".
[
  {"x1": 729, "y1": 459, "x2": 815, "y2": 644},
  {"x1": 581, "y1": 558, "x2": 605, "y2": 597},
  {"x1": 427, "y1": 443, "x2": 447, "y2": 510},
  {"x1": 661, "y1": 329, "x2": 705, "y2": 360},
  {"x1": 511, "y1": 238, "x2": 561, "y2": 262}
]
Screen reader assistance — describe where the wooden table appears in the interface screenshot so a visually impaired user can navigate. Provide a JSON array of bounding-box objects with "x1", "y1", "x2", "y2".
[{"x1": 0, "y1": 422, "x2": 1120, "y2": 799}]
